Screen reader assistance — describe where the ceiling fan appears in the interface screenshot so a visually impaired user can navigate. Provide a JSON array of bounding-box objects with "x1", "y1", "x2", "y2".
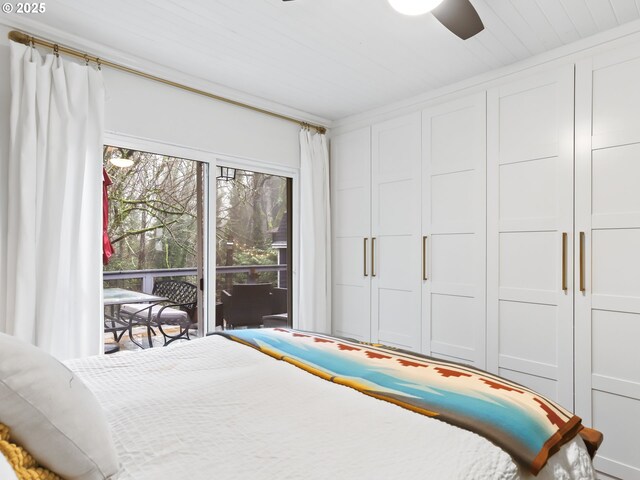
[{"x1": 282, "y1": 0, "x2": 484, "y2": 40}]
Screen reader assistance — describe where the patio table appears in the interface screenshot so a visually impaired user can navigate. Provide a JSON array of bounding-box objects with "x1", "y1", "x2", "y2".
[{"x1": 103, "y1": 288, "x2": 168, "y2": 351}]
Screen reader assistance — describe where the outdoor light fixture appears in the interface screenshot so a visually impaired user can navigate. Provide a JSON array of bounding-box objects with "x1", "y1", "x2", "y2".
[
  {"x1": 217, "y1": 166, "x2": 236, "y2": 181},
  {"x1": 109, "y1": 157, "x2": 134, "y2": 168},
  {"x1": 387, "y1": 0, "x2": 444, "y2": 15}
]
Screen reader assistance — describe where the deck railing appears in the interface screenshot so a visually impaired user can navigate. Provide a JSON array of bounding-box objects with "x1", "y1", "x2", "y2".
[{"x1": 104, "y1": 265, "x2": 287, "y2": 294}]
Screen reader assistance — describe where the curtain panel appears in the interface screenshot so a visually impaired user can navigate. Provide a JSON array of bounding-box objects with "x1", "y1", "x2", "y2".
[
  {"x1": 298, "y1": 129, "x2": 331, "y2": 333},
  {"x1": 2, "y1": 41, "x2": 105, "y2": 359}
]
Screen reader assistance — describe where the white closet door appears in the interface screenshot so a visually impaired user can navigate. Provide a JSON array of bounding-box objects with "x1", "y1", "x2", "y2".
[
  {"x1": 421, "y1": 93, "x2": 486, "y2": 367},
  {"x1": 487, "y1": 65, "x2": 574, "y2": 407},
  {"x1": 576, "y1": 47, "x2": 640, "y2": 480},
  {"x1": 331, "y1": 127, "x2": 372, "y2": 342},
  {"x1": 371, "y1": 113, "x2": 422, "y2": 351}
]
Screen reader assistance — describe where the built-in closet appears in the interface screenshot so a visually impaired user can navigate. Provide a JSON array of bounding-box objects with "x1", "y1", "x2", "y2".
[
  {"x1": 331, "y1": 39, "x2": 640, "y2": 479},
  {"x1": 573, "y1": 44, "x2": 640, "y2": 480},
  {"x1": 486, "y1": 65, "x2": 576, "y2": 409},
  {"x1": 331, "y1": 95, "x2": 487, "y2": 366},
  {"x1": 331, "y1": 127, "x2": 373, "y2": 343},
  {"x1": 421, "y1": 93, "x2": 486, "y2": 368},
  {"x1": 332, "y1": 113, "x2": 422, "y2": 352}
]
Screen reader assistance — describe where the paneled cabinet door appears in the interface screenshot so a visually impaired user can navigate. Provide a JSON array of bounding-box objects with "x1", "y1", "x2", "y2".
[
  {"x1": 575, "y1": 48, "x2": 640, "y2": 480},
  {"x1": 487, "y1": 65, "x2": 575, "y2": 408},
  {"x1": 421, "y1": 93, "x2": 486, "y2": 368},
  {"x1": 371, "y1": 113, "x2": 422, "y2": 351},
  {"x1": 331, "y1": 127, "x2": 372, "y2": 342}
]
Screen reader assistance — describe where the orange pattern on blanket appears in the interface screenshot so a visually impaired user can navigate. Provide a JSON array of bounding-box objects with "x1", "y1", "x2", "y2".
[
  {"x1": 534, "y1": 398, "x2": 565, "y2": 427},
  {"x1": 313, "y1": 337, "x2": 334, "y2": 343},
  {"x1": 480, "y1": 378, "x2": 525, "y2": 393},
  {"x1": 337, "y1": 344, "x2": 360, "y2": 351},
  {"x1": 435, "y1": 367, "x2": 472, "y2": 378},
  {"x1": 0, "y1": 423, "x2": 62, "y2": 480},
  {"x1": 397, "y1": 359, "x2": 429, "y2": 368},
  {"x1": 365, "y1": 351, "x2": 392, "y2": 360}
]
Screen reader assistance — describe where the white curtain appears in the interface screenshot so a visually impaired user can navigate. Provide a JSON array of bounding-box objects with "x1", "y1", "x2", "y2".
[
  {"x1": 2, "y1": 41, "x2": 105, "y2": 360},
  {"x1": 297, "y1": 128, "x2": 331, "y2": 333}
]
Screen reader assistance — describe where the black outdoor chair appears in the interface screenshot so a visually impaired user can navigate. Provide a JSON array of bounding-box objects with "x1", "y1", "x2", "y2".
[
  {"x1": 121, "y1": 280, "x2": 198, "y2": 347},
  {"x1": 262, "y1": 287, "x2": 288, "y2": 328},
  {"x1": 221, "y1": 283, "x2": 273, "y2": 329}
]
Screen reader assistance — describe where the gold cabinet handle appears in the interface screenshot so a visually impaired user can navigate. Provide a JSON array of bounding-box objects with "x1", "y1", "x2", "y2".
[
  {"x1": 422, "y1": 235, "x2": 428, "y2": 281},
  {"x1": 371, "y1": 237, "x2": 376, "y2": 277},
  {"x1": 562, "y1": 232, "x2": 568, "y2": 292},
  {"x1": 580, "y1": 232, "x2": 585, "y2": 293},
  {"x1": 363, "y1": 238, "x2": 368, "y2": 277}
]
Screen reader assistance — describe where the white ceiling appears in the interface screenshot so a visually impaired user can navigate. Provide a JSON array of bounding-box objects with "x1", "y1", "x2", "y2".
[{"x1": 8, "y1": 0, "x2": 640, "y2": 121}]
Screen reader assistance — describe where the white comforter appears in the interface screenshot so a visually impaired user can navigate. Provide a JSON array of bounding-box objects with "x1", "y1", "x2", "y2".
[{"x1": 66, "y1": 335, "x2": 595, "y2": 480}]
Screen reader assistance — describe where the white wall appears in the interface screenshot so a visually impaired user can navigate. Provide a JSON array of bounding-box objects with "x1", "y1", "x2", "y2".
[{"x1": 101, "y1": 66, "x2": 301, "y2": 168}]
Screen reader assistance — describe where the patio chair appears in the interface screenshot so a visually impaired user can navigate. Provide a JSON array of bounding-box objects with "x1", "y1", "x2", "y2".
[
  {"x1": 262, "y1": 287, "x2": 288, "y2": 328},
  {"x1": 120, "y1": 280, "x2": 198, "y2": 347},
  {"x1": 221, "y1": 283, "x2": 273, "y2": 329}
]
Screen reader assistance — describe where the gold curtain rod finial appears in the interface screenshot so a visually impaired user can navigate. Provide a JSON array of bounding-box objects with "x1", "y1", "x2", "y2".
[{"x1": 8, "y1": 30, "x2": 31, "y2": 45}]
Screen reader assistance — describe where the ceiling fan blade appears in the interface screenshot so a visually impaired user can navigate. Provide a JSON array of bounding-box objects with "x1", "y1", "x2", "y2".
[{"x1": 432, "y1": 0, "x2": 484, "y2": 40}]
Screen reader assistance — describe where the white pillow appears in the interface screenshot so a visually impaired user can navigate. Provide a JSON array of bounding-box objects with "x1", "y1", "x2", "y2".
[
  {"x1": 0, "y1": 333, "x2": 120, "y2": 479},
  {"x1": 0, "y1": 452, "x2": 18, "y2": 480}
]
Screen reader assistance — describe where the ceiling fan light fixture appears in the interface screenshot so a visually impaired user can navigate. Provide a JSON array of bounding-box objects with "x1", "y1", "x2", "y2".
[{"x1": 387, "y1": 0, "x2": 445, "y2": 16}]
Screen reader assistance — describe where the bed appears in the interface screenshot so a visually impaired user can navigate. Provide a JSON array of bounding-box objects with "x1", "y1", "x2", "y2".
[{"x1": 61, "y1": 329, "x2": 598, "y2": 480}]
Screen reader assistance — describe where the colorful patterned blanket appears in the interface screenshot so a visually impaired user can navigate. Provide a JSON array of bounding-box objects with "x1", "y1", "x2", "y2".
[{"x1": 216, "y1": 328, "x2": 601, "y2": 475}]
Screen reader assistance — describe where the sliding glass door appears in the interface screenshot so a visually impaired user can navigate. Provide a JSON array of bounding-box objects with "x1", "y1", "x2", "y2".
[
  {"x1": 102, "y1": 147, "x2": 293, "y2": 350},
  {"x1": 214, "y1": 166, "x2": 292, "y2": 331},
  {"x1": 102, "y1": 146, "x2": 208, "y2": 351}
]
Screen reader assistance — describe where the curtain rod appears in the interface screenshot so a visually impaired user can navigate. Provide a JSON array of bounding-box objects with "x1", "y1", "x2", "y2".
[{"x1": 8, "y1": 30, "x2": 327, "y2": 134}]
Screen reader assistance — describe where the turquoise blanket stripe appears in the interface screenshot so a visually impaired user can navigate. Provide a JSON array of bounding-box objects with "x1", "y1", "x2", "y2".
[{"x1": 217, "y1": 328, "x2": 582, "y2": 474}]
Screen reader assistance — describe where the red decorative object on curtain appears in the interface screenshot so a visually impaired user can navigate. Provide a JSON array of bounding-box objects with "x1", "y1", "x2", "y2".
[{"x1": 102, "y1": 168, "x2": 114, "y2": 265}]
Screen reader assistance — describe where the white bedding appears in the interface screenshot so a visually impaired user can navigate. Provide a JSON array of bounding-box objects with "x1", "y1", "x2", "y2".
[{"x1": 65, "y1": 335, "x2": 595, "y2": 480}]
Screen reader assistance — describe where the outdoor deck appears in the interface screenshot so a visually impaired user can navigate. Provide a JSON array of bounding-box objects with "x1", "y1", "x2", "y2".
[
  {"x1": 103, "y1": 265, "x2": 287, "y2": 353},
  {"x1": 104, "y1": 325, "x2": 202, "y2": 352}
]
